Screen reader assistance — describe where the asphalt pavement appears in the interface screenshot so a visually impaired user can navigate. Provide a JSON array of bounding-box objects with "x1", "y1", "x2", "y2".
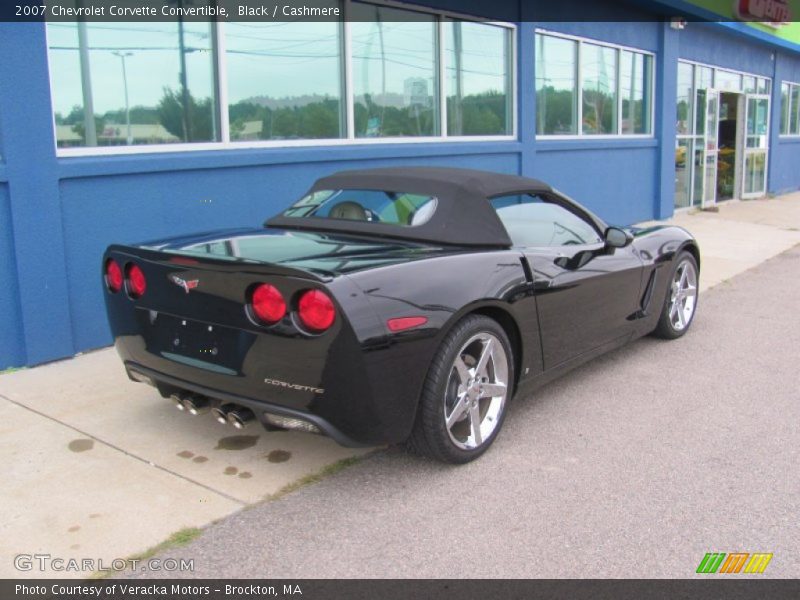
[{"x1": 130, "y1": 244, "x2": 800, "y2": 579}]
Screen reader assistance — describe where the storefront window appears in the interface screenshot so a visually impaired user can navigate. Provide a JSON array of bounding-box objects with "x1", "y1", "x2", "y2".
[
  {"x1": 535, "y1": 32, "x2": 652, "y2": 137},
  {"x1": 781, "y1": 82, "x2": 800, "y2": 136},
  {"x1": 620, "y1": 50, "x2": 652, "y2": 135},
  {"x1": 445, "y1": 20, "x2": 512, "y2": 136},
  {"x1": 677, "y1": 59, "x2": 773, "y2": 207},
  {"x1": 676, "y1": 62, "x2": 694, "y2": 135},
  {"x1": 696, "y1": 66, "x2": 713, "y2": 90},
  {"x1": 581, "y1": 43, "x2": 617, "y2": 135},
  {"x1": 46, "y1": 6, "x2": 517, "y2": 153},
  {"x1": 715, "y1": 70, "x2": 742, "y2": 92},
  {"x1": 535, "y1": 34, "x2": 577, "y2": 135},
  {"x1": 48, "y1": 21, "x2": 217, "y2": 148},
  {"x1": 226, "y1": 22, "x2": 343, "y2": 141},
  {"x1": 352, "y1": 5, "x2": 437, "y2": 138},
  {"x1": 674, "y1": 138, "x2": 691, "y2": 209}
]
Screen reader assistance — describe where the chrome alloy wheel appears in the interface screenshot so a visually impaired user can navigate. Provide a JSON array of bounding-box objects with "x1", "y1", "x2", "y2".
[
  {"x1": 443, "y1": 332, "x2": 509, "y2": 450},
  {"x1": 668, "y1": 259, "x2": 698, "y2": 331}
]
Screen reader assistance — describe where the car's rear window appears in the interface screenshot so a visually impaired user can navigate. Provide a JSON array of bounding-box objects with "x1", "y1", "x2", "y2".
[{"x1": 281, "y1": 189, "x2": 438, "y2": 227}]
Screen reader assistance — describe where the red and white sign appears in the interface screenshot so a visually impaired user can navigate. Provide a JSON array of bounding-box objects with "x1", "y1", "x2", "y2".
[{"x1": 735, "y1": 0, "x2": 792, "y2": 28}]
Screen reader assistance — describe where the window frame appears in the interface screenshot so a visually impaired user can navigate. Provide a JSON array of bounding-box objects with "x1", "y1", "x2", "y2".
[
  {"x1": 780, "y1": 80, "x2": 800, "y2": 137},
  {"x1": 47, "y1": 1, "x2": 517, "y2": 157},
  {"x1": 534, "y1": 28, "x2": 656, "y2": 140}
]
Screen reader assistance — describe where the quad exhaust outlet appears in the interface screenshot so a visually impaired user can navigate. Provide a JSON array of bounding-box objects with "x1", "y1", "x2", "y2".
[
  {"x1": 170, "y1": 392, "x2": 187, "y2": 411},
  {"x1": 182, "y1": 394, "x2": 211, "y2": 415},
  {"x1": 227, "y1": 407, "x2": 255, "y2": 430},
  {"x1": 211, "y1": 403, "x2": 236, "y2": 425},
  {"x1": 168, "y1": 391, "x2": 274, "y2": 432}
]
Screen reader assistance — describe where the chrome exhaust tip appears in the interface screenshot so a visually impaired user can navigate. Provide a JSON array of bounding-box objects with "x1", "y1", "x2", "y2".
[
  {"x1": 170, "y1": 393, "x2": 186, "y2": 411},
  {"x1": 227, "y1": 407, "x2": 255, "y2": 430},
  {"x1": 212, "y1": 404, "x2": 235, "y2": 425},
  {"x1": 182, "y1": 394, "x2": 211, "y2": 416}
]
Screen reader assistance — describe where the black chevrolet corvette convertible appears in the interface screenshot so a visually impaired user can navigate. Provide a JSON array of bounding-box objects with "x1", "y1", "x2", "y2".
[{"x1": 103, "y1": 167, "x2": 699, "y2": 463}]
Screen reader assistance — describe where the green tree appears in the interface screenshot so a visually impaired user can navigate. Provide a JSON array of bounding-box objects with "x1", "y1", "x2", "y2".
[{"x1": 158, "y1": 87, "x2": 214, "y2": 142}]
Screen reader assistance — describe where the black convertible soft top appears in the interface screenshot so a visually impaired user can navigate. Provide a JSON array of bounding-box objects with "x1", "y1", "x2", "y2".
[{"x1": 266, "y1": 167, "x2": 554, "y2": 247}]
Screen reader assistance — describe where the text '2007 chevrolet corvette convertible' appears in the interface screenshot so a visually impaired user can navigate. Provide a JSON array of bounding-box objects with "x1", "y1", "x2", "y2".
[{"x1": 103, "y1": 167, "x2": 699, "y2": 463}]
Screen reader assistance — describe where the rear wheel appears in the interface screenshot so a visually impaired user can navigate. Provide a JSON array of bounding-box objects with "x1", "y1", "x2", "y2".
[
  {"x1": 407, "y1": 315, "x2": 514, "y2": 464},
  {"x1": 652, "y1": 251, "x2": 699, "y2": 339}
]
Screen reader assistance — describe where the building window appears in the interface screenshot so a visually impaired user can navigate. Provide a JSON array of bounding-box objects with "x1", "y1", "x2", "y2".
[
  {"x1": 676, "y1": 61, "x2": 693, "y2": 136},
  {"x1": 46, "y1": 6, "x2": 516, "y2": 154},
  {"x1": 226, "y1": 22, "x2": 344, "y2": 141},
  {"x1": 351, "y1": 4, "x2": 438, "y2": 137},
  {"x1": 445, "y1": 20, "x2": 513, "y2": 136},
  {"x1": 535, "y1": 31, "x2": 653, "y2": 138},
  {"x1": 48, "y1": 22, "x2": 218, "y2": 148},
  {"x1": 535, "y1": 34, "x2": 577, "y2": 135},
  {"x1": 620, "y1": 50, "x2": 652, "y2": 135},
  {"x1": 781, "y1": 82, "x2": 800, "y2": 136},
  {"x1": 581, "y1": 43, "x2": 617, "y2": 135}
]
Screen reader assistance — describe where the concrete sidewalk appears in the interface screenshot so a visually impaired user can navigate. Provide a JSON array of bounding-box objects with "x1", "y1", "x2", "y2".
[{"x1": 1, "y1": 192, "x2": 799, "y2": 579}]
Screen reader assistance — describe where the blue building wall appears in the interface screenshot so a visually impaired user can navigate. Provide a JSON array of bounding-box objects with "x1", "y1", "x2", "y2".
[
  {"x1": 676, "y1": 22, "x2": 775, "y2": 76},
  {"x1": 0, "y1": 181, "x2": 26, "y2": 368},
  {"x1": 0, "y1": 3, "x2": 799, "y2": 369},
  {"x1": 771, "y1": 51, "x2": 800, "y2": 195}
]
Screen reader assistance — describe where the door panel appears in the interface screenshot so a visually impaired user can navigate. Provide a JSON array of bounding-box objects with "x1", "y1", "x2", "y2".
[
  {"x1": 742, "y1": 94, "x2": 770, "y2": 198},
  {"x1": 526, "y1": 244, "x2": 644, "y2": 370},
  {"x1": 700, "y1": 88, "x2": 720, "y2": 207}
]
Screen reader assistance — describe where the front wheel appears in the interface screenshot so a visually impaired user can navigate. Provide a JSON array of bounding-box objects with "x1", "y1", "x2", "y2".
[
  {"x1": 652, "y1": 251, "x2": 699, "y2": 339},
  {"x1": 406, "y1": 315, "x2": 514, "y2": 464}
]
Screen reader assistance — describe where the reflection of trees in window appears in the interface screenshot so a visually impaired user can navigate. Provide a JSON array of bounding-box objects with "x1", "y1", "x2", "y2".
[
  {"x1": 352, "y1": 5, "x2": 437, "y2": 137},
  {"x1": 48, "y1": 21, "x2": 216, "y2": 147},
  {"x1": 581, "y1": 44, "x2": 616, "y2": 135},
  {"x1": 48, "y1": 13, "x2": 516, "y2": 148},
  {"x1": 535, "y1": 34, "x2": 576, "y2": 135},
  {"x1": 228, "y1": 98, "x2": 340, "y2": 141},
  {"x1": 225, "y1": 20, "x2": 343, "y2": 141},
  {"x1": 446, "y1": 21, "x2": 511, "y2": 136},
  {"x1": 783, "y1": 83, "x2": 800, "y2": 136},
  {"x1": 535, "y1": 33, "x2": 651, "y2": 137},
  {"x1": 158, "y1": 88, "x2": 214, "y2": 142},
  {"x1": 536, "y1": 87, "x2": 576, "y2": 135}
]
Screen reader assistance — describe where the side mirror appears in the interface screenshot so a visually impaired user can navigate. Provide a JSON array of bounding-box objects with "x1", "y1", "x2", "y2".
[{"x1": 605, "y1": 226, "x2": 633, "y2": 249}]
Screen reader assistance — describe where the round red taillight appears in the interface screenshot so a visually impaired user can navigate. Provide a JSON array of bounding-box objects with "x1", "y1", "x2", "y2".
[
  {"x1": 105, "y1": 259, "x2": 123, "y2": 293},
  {"x1": 126, "y1": 263, "x2": 147, "y2": 299},
  {"x1": 297, "y1": 289, "x2": 335, "y2": 333},
  {"x1": 251, "y1": 284, "x2": 286, "y2": 325}
]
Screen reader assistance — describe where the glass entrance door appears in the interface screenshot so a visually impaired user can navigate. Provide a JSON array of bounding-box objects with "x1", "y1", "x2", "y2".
[
  {"x1": 700, "y1": 88, "x2": 720, "y2": 208},
  {"x1": 742, "y1": 94, "x2": 770, "y2": 199}
]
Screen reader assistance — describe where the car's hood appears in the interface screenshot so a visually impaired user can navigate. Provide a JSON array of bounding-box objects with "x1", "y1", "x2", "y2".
[{"x1": 138, "y1": 226, "x2": 462, "y2": 275}]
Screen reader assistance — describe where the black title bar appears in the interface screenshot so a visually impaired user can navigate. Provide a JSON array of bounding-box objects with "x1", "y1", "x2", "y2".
[{"x1": 4, "y1": 579, "x2": 800, "y2": 600}]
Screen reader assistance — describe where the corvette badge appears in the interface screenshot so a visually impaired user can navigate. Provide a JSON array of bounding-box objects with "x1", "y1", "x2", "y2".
[{"x1": 169, "y1": 274, "x2": 200, "y2": 294}]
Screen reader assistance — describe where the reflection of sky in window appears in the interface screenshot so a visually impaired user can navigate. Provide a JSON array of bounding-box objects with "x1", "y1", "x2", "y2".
[
  {"x1": 47, "y1": 17, "x2": 510, "y2": 119},
  {"x1": 351, "y1": 8, "x2": 436, "y2": 99},
  {"x1": 581, "y1": 43, "x2": 615, "y2": 94},
  {"x1": 535, "y1": 35, "x2": 575, "y2": 91},
  {"x1": 48, "y1": 22, "x2": 213, "y2": 116},
  {"x1": 226, "y1": 22, "x2": 341, "y2": 103},
  {"x1": 445, "y1": 21, "x2": 508, "y2": 96}
]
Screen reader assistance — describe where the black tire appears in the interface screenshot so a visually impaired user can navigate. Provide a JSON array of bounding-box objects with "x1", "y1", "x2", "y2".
[
  {"x1": 652, "y1": 251, "x2": 699, "y2": 340},
  {"x1": 406, "y1": 315, "x2": 514, "y2": 464}
]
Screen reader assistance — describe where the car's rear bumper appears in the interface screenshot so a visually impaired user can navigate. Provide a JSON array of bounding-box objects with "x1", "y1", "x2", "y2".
[{"x1": 125, "y1": 361, "x2": 371, "y2": 448}]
